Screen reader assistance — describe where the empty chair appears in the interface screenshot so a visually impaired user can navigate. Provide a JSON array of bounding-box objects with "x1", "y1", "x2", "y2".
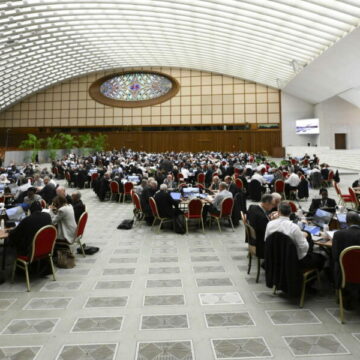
[
  {"x1": 12, "y1": 225, "x2": 57, "y2": 291},
  {"x1": 110, "y1": 181, "x2": 121, "y2": 202},
  {"x1": 245, "y1": 222, "x2": 262, "y2": 283},
  {"x1": 184, "y1": 198, "x2": 204, "y2": 234},
  {"x1": 197, "y1": 173, "x2": 205, "y2": 185},
  {"x1": 123, "y1": 182, "x2": 134, "y2": 203},
  {"x1": 235, "y1": 178, "x2": 243, "y2": 190}
]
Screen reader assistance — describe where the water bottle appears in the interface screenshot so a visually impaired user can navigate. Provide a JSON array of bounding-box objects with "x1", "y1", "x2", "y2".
[
  {"x1": 0, "y1": 219, "x2": 4, "y2": 230},
  {"x1": 323, "y1": 224, "x2": 329, "y2": 239}
]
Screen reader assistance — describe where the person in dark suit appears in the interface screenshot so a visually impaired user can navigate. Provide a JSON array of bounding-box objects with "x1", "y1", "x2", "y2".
[
  {"x1": 224, "y1": 176, "x2": 238, "y2": 197},
  {"x1": 140, "y1": 180, "x2": 158, "y2": 225},
  {"x1": 332, "y1": 212, "x2": 360, "y2": 309},
  {"x1": 308, "y1": 188, "x2": 336, "y2": 216},
  {"x1": 38, "y1": 176, "x2": 57, "y2": 205},
  {"x1": 8, "y1": 201, "x2": 52, "y2": 257},
  {"x1": 247, "y1": 194, "x2": 273, "y2": 259},
  {"x1": 154, "y1": 184, "x2": 179, "y2": 219},
  {"x1": 71, "y1": 191, "x2": 86, "y2": 223},
  {"x1": 320, "y1": 164, "x2": 330, "y2": 180}
]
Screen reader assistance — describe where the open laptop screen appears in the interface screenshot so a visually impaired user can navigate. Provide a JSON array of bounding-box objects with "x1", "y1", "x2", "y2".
[
  {"x1": 170, "y1": 192, "x2": 181, "y2": 201},
  {"x1": 314, "y1": 208, "x2": 332, "y2": 225}
]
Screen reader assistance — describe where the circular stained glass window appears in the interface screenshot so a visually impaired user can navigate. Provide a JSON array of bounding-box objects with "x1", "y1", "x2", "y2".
[{"x1": 89, "y1": 71, "x2": 180, "y2": 108}]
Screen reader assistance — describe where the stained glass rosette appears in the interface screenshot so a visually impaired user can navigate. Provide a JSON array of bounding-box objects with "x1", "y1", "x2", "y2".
[{"x1": 100, "y1": 73, "x2": 173, "y2": 101}]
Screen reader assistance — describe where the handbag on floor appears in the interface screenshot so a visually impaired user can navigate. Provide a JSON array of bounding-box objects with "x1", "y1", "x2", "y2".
[
  {"x1": 117, "y1": 219, "x2": 134, "y2": 229},
  {"x1": 56, "y1": 249, "x2": 75, "y2": 268}
]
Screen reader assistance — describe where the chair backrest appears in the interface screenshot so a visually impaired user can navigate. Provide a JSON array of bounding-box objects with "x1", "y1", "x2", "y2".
[
  {"x1": 328, "y1": 170, "x2": 334, "y2": 181},
  {"x1": 274, "y1": 179, "x2": 285, "y2": 192},
  {"x1": 149, "y1": 197, "x2": 159, "y2": 217},
  {"x1": 234, "y1": 168, "x2": 240, "y2": 175},
  {"x1": 260, "y1": 168, "x2": 266, "y2": 175},
  {"x1": 245, "y1": 223, "x2": 256, "y2": 242},
  {"x1": 340, "y1": 246, "x2": 360, "y2": 288},
  {"x1": 110, "y1": 181, "x2": 119, "y2": 193},
  {"x1": 348, "y1": 187, "x2": 359, "y2": 205},
  {"x1": 133, "y1": 192, "x2": 142, "y2": 211},
  {"x1": 288, "y1": 201, "x2": 297, "y2": 213},
  {"x1": 30, "y1": 225, "x2": 57, "y2": 262},
  {"x1": 333, "y1": 181, "x2": 341, "y2": 195},
  {"x1": 40, "y1": 199, "x2": 47, "y2": 209},
  {"x1": 188, "y1": 198, "x2": 203, "y2": 217},
  {"x1": 65, "y1": 172, "x2": 71, "y2": 181},
  {"x1": 91, "y1": 173, "x2": 99, "y2": 181},
  {"x1": 124, "y1": 182, "x2": 134, "y2": 193},
  {"x1": 177, "y1": 173, "x2": 184, "y2": 181},
  {"x1": 76, "y1": 211, "x2": 88, "y2": 238},
  {"x1": 235, "y1": 178, "x2": 243, "y2": 189},
  {"x1": 220, "y1": 197, "x2": 234, "y2": 217},
  {"x1": 197, "y1": 173, "x2": 205, "y2": 183}
]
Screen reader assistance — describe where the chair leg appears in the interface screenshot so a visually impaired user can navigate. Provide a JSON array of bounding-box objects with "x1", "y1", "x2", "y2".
[
  {"x1": 247, "y1": 252, "x2": 252, "y2": 274},
  {"x1": 273, "y1": 286, "x2": 277, "y2": 295},
  {"x1": 78, "y1": 239, "x2": 86, "y2": 257},
  {"x1": 299, "y1": 275, "x2": 306, "y2": 308},
  {"x1": 339, "y1": 289, "x2": 344, "y2": 324},
  {"x1": 24, "y1": 263, "x2": 31, "y2": 292},
  {"x1": 151, "y1": 218, "x2": 156, "y2": 231},
  {"x1": 201, "y1": 218, "x2": 205, "y2": 233},
  {"x1": 123, "y1": 193, "x2": 125, "y2": 203},
  {"x1": 229, "y1": 217, "x2": 235, "y2": 232},
  {"x1": 256, "y1": 257, "x2": 261, "y2": 283},
  {"x1": 49, "y1": 256, "x2": 56, "y2": 281},
  {"x1": 11, "y1": 261, "x2": 17, "y2": 283},
  {"x1": 216, "y1": 218, "x2": 222, "y2": 232},
  {"x1": 158, "y1": 220, "x2": 163, "y2": 233},
  {"x1": 185, "y1": 218, "x2": 189, "y2": 235}
]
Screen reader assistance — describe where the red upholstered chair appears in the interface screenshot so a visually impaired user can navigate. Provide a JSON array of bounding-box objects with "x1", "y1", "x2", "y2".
[
  {"x1": 123, "y1": 182, "x2": 134, "y2": 203},
  {"x1": 260, "y1": 168, "x2": 266, "y2": 175},
  {"x1": 333, "y1": 182, "x2": 352, "y2": 206},
  {"x1": 322, "y1": 171, "x2": 334, "y2": 187},
  {"x1": 65, "y1": 172, "x2": 73, "y2": 187},
  {"x1": 291, "y1": 158, "x2": 297, "y2": 165},
  {"x1": 74, "y1": 211, "x2": 88, "y2": 257},
  {"x1": 348, "y1": 187, "x2": 360, "y2": 209},
  {"x1": 338, "y1": 246, "x2": 360, "y2": 323},
  {"x1": 274, "y1": 179, "x2": 286, "y2": 199},
  {"x1": 235, "y1": 178, "x2": 243, "y2": 190},
  {"x1": 196, "y1": 183, "x2": 205, "y2": 190},
  {"x1": 197, "y1": 173, "x2": 205, "y2": 185},
  {"x1": 210, "y1": 197, "x2": 235, "y2": 232},
  {"x1": 234, "y1": 168, "x2": 240, "y2": 176},
  {"x1": 11, "y1": 225, "x2": 57, "y2": 291},
  {"x1": 303, "y1": 159, "x2": 309, "y2": 167},
  {"x1": 149, "y1": 197, "x2": 173, "y2": 233},
  {"x1": 288, "y1": 201, "x2": 297, "y2": 213},
  {"x1": 52, "y1": 166, "x2": 59, "y2": 179},
  {"x1": 40, "y1": 199, "x2": 47, "y2": 209},
  {"x1": 90, "y1": 172, "x2": 99, "y2": 188},
  {"x1": 177, "y1": 173, "x2": 184, "y2": 181},
  {"x1": 184, "y1": 198, "x2": 204, "y2": 234},
  {"x1": 110, "y1": 181, "x2": 121, "y2": 202},
  {"x1": 282, "y1": 171, "x2": 289, "y2": 178},
  {"x1": 132, "y1": 191, "x2": 144, "y2": 224}
]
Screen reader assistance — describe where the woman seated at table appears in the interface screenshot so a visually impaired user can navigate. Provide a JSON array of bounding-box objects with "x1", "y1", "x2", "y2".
[
  {"x1": 49, "y1": 195, "x2": 77, "y2": 247},
  {"x1": 209, "y1": 176, "x2": 220, "y2": 192}
]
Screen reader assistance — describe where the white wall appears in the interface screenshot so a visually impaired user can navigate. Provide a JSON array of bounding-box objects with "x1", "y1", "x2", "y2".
[
  {"x1": 315, "y1": 96, "x2": 360, "y2": 149},
  {"x1": 281, "y1": 92, "x2": 317, "y2": 147}
]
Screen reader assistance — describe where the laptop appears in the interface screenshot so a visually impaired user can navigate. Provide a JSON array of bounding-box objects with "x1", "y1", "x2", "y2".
[
  {"x1": 337, "y1": 213, "x2": 348, "y2": 229},
  {"x1": 128, "y1": 176, "x2": 140, "y2": 183},
  {"x1": 303, "y1": 225, "x2": 321, "y2": 236},
  {"x1": 170, "y1": 192, "x2": 182, "y2": 201},
  {"x1": 6, "y1": 206, "x2": 26, "y2": 221},
  {"x1": 182, "y1": 187, "x2": 199, "y2": 197},
  {"x1": 313, "y1": 208, "x2": 333, "y2": 228}
]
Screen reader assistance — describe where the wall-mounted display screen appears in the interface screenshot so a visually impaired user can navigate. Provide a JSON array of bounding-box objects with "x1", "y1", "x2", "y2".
[{"x1": 296, "y1": 118, "x2": 320, "y2": 135}]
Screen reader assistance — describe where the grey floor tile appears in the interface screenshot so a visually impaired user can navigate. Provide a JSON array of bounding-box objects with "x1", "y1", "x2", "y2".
[
  {"x1": 150, "y1": 256, "x2": 178, "y2": 263},
  {"x1": 136, "y1": 341, "x2": 193, "y2": 360},
  {"x1": 199, "y1": 292, "x2": 244, "y2": 305},
  {"x1": 0, "y1": 299, "x2": 16, "y2": 311},
  {"x1": 141, "y1": 314, "x2": 188, "y2": 330},
  {"x1": 56, "y1": 268, "x2": 91, "y2": 276},
  {"x1": 191, "y1": 256, "x2": 219, "y2": 262},
  {"x1": 0, "y1": 346, "x2": 42, "y2": 360},
  {"x1": 253, "y1": 291, "x2": 287, "y2": 303},
  {"x1": 353, "y1": 333, "x2": 360, "y2": 343},
  {"x1": 326, "y1": 308, "x2": 360, "y2": 324},
  {"x1": 189, "y1": 247, "x2": 215, "y2": 253},
  {"x1": 103, "y1": 267, "x2": 136, "y2": 275},
  {"x1": 267, "y1": 309, "x2": 321, "y2": 325},
  {"x1": 283, "y1": 334, "x2": 350, "y2": 356},
  {"x1": 113, "y1": 248, "x2": 140, "y2": 254},
  {"x1": 2, "y1": 318, "x2": 59, "y2": 335},
  {"x1": 212, "y1": 338, "x2": 272, "y2": 359},
  {"x1": 76, "y1": 258, "x2": 97, "y2": 264},
  {"x1": 148, "y1": 267, "x2": 180, "y2": 274},
  {"x1": 146, "y1": 279, "x2": 182, "y2": 288},
  {"x1": 84, "y1": 296, "x2": 128, "y2": 308},
  {"x1": 193, "y1": 266, "x2": 225, "y2": 273},
  {"x1": 23, "y1": 297, "x2": 72, "y2": 310},
  {"x1": 108, "y1": 257, "x2": 138, "y2": 264},
  {"x1": 72, "y1": 316, "x2": 123, "y2": 332},
  {"x1": 205, "y1": 312, "x2": 255, "y2": 327},
  {"x1": 152, "y1": 240, "x2": 177, "y2": 247},
  {"x1": 196, "y1": 278, "x2": 233, "y2": 287},
  {"x1": 152, "y1": 248, "x2": 178, "y2": 255},
  {"x1": 94, "y1": 280, "x2": 132, "y2": 289},
  {"x1": 144, "y1": 295, "x2": 185, "y2": 306},
  {"x1": 56, "y1": 343, "x2": 117, "y2": 360},
  {"x1": 227, "y1": 247, "x2": 244, "y2": 252},
  {"x1": 191, "y1": 240, "x2": 211, "y2": 246},
  {"x1": 40, "y1": 281, "x2": 82, "y2": 292}
]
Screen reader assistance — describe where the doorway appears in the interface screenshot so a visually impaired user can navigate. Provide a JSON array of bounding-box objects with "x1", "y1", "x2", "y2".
[{"x1": 334, "y1": 133, "x2": 347, "y2": 149}]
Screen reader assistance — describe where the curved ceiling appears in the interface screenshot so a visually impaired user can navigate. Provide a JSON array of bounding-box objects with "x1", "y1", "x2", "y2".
[{"x1": 1, "y1": 0, "x2": 360, "y2": 111}]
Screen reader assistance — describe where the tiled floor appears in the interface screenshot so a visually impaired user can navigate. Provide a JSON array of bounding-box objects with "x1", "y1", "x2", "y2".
[{"x1": 0, "y1": 171, "x2": 360, "y2": 359}]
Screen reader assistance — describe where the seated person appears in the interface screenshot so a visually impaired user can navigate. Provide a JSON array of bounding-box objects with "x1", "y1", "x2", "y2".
[
  {"x1": 56, "y1": 186, "x2": 72, "y2": 205},
  {"x1": 71, "y1": 191, "x2": 86, "y2": 223},
  {"x1": 203, "y1": 182, "x2": 232, "y2": 218},
  {"x1": 285, "y1": 171, "x2": 300, "y2": 197},
  {"x1": 209, "y1": 176, "x2": 221, "y2": 192},
  {"x1": 8, "y1": 201, "x2": 52, "y2": 257},
  {"x1": 23, "y1": 187, "x2": 42, "y2": 206},
  {"x1": 154, "y1": 184, "x2": 180, "y2": 219},
  {"x1": 140, "y1": 180, "x2": 158, "y2": 225},
  {"x1": 135, "y1": 179, "x2": 148, "y2": 196},
  {"x1": 265, "y1": 202, "x2": 325, "y2": 271},
  {"x1": 269, "y1": 192, "x2": 282, "y2": 218},
  {"x1": 49, "y1": 196, "x2": 77, "y2": 245},
  {"x1": 247, "y1": 194, "x2": 273, "y2": 258},
  {"x1": 163, "y1": 174, "x2": 177, "y2": 190},
  {"x1": 251, "y1": 171, "x2": 267, "y2": 188},
  {"x1": 224, "y1": 175, "x2": 238, "y2": 197},
  {"x1": 33, "y1": 174, "x2": 44, "y2": 188},
  {"x1": 352, "y1": 175, "x2": 360, "y2": 188},
  {"x1": 332, "y1": 212, "x2": 360, "y2": 310},
  {"x1": 308, "y1": 188, "x2": 336, "y2": 216},
  {"x1": 38, "y1": 176, "x2": 57, "y2": 205}
]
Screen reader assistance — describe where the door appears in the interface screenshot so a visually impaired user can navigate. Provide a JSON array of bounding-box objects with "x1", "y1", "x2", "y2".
[{"x1": 335, "y1": 133, "x2": 346, "y2": 149}]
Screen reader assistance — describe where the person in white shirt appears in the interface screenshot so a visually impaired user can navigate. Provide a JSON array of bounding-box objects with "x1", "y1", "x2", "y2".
[
  {"x1": 265, "y1": 202, "x2": 325, "y2": 270},
  {"x1": 251, "y1": 171, "x2": 266, "y2": 185},
  {"x1": 285, "y1": 171, "x2": 300, "y2": 198},
  {"x1": 203, "y1": 182, "x2": 233, "y2": 219}
]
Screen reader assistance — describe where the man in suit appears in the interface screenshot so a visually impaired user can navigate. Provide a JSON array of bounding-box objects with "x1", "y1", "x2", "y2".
[
  {"x1": 247, "y1": 194, "x2": 273, "y2": 259},
  {"x1": 308, "y1": 188, "x2": 336, "y2": 216},
  {"x1": 332, "y1": 211, "x2": 360, "y2": 309},
  {"x1": 9, "y1": 201, "x2": 52, "y2": 257},
  {"x1": 71, "y1": 191, "x2": 86, "y2": 223},
  {"x1": 56, "y1": 186, "x2": 73, "y2": 205},
  {"x1": 38, "y1": 176, "x2": 57, "y2": 205},
  {"x1": 154, "y1": 184, "x2": 180, "y2": 219},
  {"x1": 140, "y1": 180, "x2": 158, "y2": 225}
]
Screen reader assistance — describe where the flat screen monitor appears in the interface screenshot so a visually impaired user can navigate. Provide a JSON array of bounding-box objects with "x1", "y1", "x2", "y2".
[
  {"x1": 170, "y1": 192, "x2": 181, "y2": 201},
  {"x1": 296, "y1": 118, "x2": 320, "y2": 135}
]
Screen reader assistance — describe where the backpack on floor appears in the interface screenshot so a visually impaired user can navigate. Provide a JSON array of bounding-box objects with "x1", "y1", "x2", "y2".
[
  {"x1": 117, "y1": 219, "x2": 134, "y2": 230},
  {"x1": 174, "y1": 214, "x2": 186, "y2": 234}
]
